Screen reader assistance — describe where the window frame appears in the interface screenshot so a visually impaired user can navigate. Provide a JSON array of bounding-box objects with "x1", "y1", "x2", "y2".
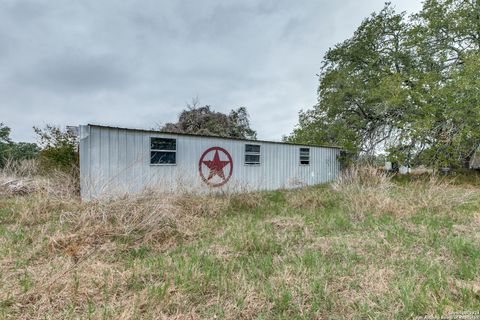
[
  {"x1": 244, "y1": 144, "x2": 261, "y2": 165},
  {"x1": 299, "y1": 147, "x2": 310, "y2": 165},
  {"x1": 150, "y1": 137, "x2": 177, "y2": 166}
]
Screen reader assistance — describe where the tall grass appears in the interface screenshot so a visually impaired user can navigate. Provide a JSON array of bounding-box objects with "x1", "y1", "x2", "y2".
[
  {"x1": 0, "y1": 158, "x2": 79, "y2": 198},
  {"x1": 1, "y1": 158, "x2": 39, "y2": 177},
  {"x1": 0, "y1": 159, "x2": 265, "y2": 251},
  {"x1": 332, "y1": 165, "x2": 476, "y2": 218},
  {"x1": 1, "y1": 163, "x2": 479, "y2": 318}
]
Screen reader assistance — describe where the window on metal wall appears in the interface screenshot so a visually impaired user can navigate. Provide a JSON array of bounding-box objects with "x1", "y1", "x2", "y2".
[
  {"x1": 150, "y1": 137, "x2": 176, "y2": 164},
  {"x1": 300, "y1": 147, "x2": 310, "y2": 165},
  {"x1": 245, "y1": 144, "x2": 260, "y2": 165}
]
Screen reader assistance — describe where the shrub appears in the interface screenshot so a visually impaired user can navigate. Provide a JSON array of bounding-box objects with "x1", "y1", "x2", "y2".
[{"x1": 34, "y1": 125, "x2": 78, "y2": 173}]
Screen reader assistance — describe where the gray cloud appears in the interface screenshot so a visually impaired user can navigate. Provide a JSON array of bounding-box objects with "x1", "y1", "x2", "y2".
[
  {"x1": 1, "y1": 0, "x2": 423, "y2": 142},
  {"x1": 15, "y1": 53, "x2": 131, "y2": 93}
]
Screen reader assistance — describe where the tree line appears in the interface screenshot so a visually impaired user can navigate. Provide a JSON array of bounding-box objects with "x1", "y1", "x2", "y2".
[
  {"x1": 287, "y1": 0, "x2": 480, "y2": 168},
  {"x1": 0, "y1": 123, "x2": 78, "y2": 172}
]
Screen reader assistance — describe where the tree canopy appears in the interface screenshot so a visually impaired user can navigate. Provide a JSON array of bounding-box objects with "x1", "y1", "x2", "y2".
[
  {"x1": 0, "y1": 123, "x2": 11, "y2": 144},
  {"x1": 33, "y1": 125, "x2": 79, "y2": 172},
  {"x1": 0, "y1": 123, "x2": 39, "y2": 167},
  {"x1": 287, "y1": 0, "x2": 480, "y2": 168},
  {"x1": 161, "y1": 101, "x2": 257, "y2": 140}
]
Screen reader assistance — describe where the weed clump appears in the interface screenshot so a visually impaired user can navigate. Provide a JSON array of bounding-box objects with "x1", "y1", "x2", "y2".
[{"x1": 332, "y1": 165, "x2": 475, "y2": 219}]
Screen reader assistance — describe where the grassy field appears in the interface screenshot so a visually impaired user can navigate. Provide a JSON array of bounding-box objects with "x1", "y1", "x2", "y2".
[{"x1": 0, "y1": 167, "x2": 479, "y2": 319}]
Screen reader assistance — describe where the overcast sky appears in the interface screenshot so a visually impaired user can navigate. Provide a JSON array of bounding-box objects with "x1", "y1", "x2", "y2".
[{"x1": 1, "y1": 0, "x2": 423, "y2": 143}]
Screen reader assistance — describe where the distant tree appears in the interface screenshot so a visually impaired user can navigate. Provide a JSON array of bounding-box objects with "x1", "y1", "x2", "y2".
[
  {"x1": 0, "y1": 123, "x2": 11, "y2": 144},
  {"x1": 8, "y1": 142, "x2": 40, "y2": 162},
  {"x1": 33, "y1": 125, "x2": 78, "y2": 172},
  {"x1": 162, "y1": 99, "x2": 257, "y2": 140},
  {"x1": 0, "y1": 123, "x2": 39, "y2": 167},
  {"x1": 0, "y1": 123, "x2": 11, "y2": 167}
]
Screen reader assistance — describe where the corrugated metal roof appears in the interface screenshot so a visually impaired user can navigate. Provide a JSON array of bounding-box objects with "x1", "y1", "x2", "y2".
[{"x1": 87, "y1": 124, "x2": 341, "y2": 149}]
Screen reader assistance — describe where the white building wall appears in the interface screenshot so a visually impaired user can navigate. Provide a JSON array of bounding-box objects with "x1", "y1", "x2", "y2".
[{"x1": 79, "y1": 125, "x2": 341, "y2": 199}]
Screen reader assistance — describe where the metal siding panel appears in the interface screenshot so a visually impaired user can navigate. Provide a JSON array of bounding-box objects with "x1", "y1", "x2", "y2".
[
  {"x1": 125, "y1": 131, "x2": 134, "y2": 192},
  {"x1": 87, "y1": 125, "x2": 92, "y2": 198},
  {"x1": 108, "y1": 128, "x2": 118, "y2": 188},
  {"x1": 142, "y1": 132, "x2": 150, "y2": 189},
  {"x1": 90, "y1": 126, "x2": 100, "y2": 196},
  {"x1": 101, "y1": 128, "x2": 109, "y2": 189},
  {"x1": 134, "y1": 132, "x2": 143, "y2": 192},
  {"x1": 102, "y1": 128, "x2": 111, "y2": 195},
  {"x1": 131, "y1": 131, "x2": 137, "y2": 192},
  {"x1": 118, "y1": 129, "x2": 128, "y2": 194},
  {"x1": 285, "y1": 144, "x2": 292, "y2": 188},
  {"x1": 79, "y1": 125, "x2": 90, "y2": 199}
]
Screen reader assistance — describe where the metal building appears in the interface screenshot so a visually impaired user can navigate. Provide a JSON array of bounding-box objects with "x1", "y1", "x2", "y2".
[{"x1": 79, "y1": 124, "x2": 341, "y2": 199}]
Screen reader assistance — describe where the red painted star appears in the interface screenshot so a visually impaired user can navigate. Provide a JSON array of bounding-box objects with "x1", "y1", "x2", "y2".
[{"x1": 202, "y1": 150, "x2": 230, "y2": 180}]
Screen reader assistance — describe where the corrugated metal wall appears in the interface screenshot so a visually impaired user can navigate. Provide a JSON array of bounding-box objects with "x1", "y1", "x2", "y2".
[{"x1": 79, "y1": 125, "x2": 341, "y2": 199}]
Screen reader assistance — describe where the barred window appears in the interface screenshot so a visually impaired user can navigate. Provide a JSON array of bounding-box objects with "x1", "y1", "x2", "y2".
[
  {"x1": 300, "y1": 147, "x2": 310, "y2": 165},
  {"x1": 150, "y1": 137, "x2": 176, "y2": 164},
  {"x1": 245, "y1": 144, "x2": 260, "y2": 165}
]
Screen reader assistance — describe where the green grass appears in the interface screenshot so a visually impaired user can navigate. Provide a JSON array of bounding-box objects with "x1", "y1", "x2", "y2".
[{"x1": 0, "y1": 178, "x2": 479, "y2": 319}]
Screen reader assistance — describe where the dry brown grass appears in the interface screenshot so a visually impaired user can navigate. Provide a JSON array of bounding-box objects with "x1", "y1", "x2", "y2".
[
  {"x1": 332, "y1": 165, "x2": 475, "y2": 219},
  {"x1": 1, "y1": 158, "x2": 39, "y2": 178},
  {"x1": 0, "y1": 163, "x2": 234, "y2": 318},
  {"x1": 285, "y1": 187, "x2": 332, "y2": 210},
  {"x1": 0, "y1": 160, "x2": 282, "y2": 319},
  {"x1": 0, "y1": 159, "x2": 79, "y2": 199},
  {"x1": 1, "y1": 164, "x2": 479, "y2": 319}
]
